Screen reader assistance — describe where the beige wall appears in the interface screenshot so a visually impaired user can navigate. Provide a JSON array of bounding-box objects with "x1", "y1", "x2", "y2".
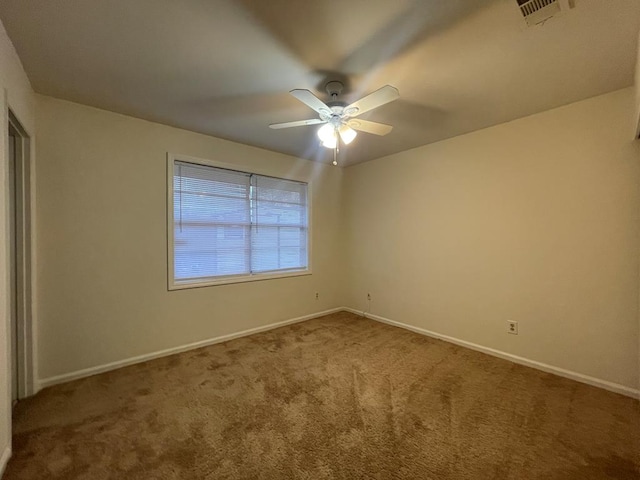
[
  {"x1": 344, "y1": 88, "x2": 640, "y2": 390},
  {"x1": 35, "y1": 95, "x2": 346, "y2": 381},
  {"x1": 0, "y1": 19, "x2": 36, "y2": 473}
]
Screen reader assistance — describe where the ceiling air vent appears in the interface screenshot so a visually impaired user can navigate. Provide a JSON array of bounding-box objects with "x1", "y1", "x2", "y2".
[{"x1": 517, "y1": 0, "x2": 561, "y2": 26}]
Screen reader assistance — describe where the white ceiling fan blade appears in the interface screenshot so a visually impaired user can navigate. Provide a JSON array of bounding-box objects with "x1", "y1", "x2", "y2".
[
  {"x1": 347, "y1": 119, "x2": 393, "y2": 136},
  {"x1": 269, "y1": 119, "x2": 326, "y2": 129},
  {"x1": 344, "y1": 85, "x2": 399, "y2": 117},
  {"x1": 289, "y1": 89, "x2": 332, "y2": 116}
]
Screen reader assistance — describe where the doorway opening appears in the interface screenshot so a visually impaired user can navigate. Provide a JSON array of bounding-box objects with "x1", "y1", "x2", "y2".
[{"x1": 8, "y1": 110, "x2": 33, "y2": 402}]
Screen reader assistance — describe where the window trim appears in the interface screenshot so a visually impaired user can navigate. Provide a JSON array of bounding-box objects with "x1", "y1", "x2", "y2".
[{"x1": 167, "y1": 153, "x2": 312, "y2": 290}]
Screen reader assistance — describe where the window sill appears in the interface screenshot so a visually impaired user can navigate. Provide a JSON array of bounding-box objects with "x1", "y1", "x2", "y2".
[{"x1": 168, "y1": 269, "x2": 312, "y2": 290}]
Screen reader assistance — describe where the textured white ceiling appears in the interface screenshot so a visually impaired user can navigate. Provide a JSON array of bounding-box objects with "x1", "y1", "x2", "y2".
[{"x1": 1, "y1": 0, "x2": 639, "y2": 165}]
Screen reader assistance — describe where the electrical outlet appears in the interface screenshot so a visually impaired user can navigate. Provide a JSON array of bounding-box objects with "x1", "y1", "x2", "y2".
[
  {"x1": 315, "y1": 292, "x2": 319, "y2": 300},
  {"x1": 507, "y1": 320, "x2": 518, "y2": 335},
  {"x1": 367, "y1": 293, "x2": 371, "y2": 301}
]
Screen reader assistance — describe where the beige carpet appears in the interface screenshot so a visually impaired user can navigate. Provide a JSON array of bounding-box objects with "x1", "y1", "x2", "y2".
[{"x1": 5, "y1": 312, "x2": 639, "y2": 479}]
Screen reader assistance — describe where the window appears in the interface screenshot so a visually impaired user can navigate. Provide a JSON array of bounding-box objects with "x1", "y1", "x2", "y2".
[{"x1": 168, "y1": 156, "x2": 310, "y2": 288}]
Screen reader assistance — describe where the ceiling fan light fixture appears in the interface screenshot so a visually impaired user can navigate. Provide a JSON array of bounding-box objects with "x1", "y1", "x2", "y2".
[
  {"x1": 322, "y1": 136, "x2": 337, "y2": 149},
  {"x1": 338, "y1": 124, "x2": 357, "y2": 145},
  {"x1": 317, "y1": 123, "x2": 334, "y2": 142},
  {"x1": 318, "y1": 123, "x2": 338, "y2": 148}
]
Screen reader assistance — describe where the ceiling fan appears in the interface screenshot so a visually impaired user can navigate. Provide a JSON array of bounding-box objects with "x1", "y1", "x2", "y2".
[{"x1": 269, "y1": 81, "x2": 399, "y2": 158}]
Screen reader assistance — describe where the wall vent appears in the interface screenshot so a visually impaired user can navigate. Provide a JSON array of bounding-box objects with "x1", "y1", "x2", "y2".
[{"x1": 517, "y1": 0, "x2": 561, "y2": 26}]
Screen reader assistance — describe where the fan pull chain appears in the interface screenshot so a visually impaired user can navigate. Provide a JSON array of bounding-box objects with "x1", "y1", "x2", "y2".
[{"x1": 333, "y1": 138, "x2": 339, "y2": 166}]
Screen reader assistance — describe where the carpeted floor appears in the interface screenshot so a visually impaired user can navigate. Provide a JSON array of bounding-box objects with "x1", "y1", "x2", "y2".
[{"x1": 5, "y1": 311, "x2": 639, "y2": 479}]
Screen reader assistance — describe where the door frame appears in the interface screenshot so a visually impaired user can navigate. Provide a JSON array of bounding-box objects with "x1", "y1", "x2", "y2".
[{"x1": 7, "y1": 109, "x2": 34, "y2": 400}]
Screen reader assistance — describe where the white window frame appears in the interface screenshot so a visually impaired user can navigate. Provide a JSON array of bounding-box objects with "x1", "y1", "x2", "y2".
[{"x1": 167, "y1": 153, "x2": 312, "y2": 290}]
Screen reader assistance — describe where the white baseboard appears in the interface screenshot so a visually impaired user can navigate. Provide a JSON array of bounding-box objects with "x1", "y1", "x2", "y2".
[
  {"x1": 37, "y1": 307, "x2": 344, "y2": 390},
  {"x1": 35, "y1": 306, "x2": 640, "y2": 400},
  {"x1": 0, "y1": 446, "x2": 11, "y2": 478},
  {"x1": 343, "y1": 307, "x2": 640, "y2": 399}
]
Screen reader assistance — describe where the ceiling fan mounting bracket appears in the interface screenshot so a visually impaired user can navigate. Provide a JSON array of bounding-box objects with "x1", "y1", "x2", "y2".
[{"x1": 325, "y1": 81, "x2": 344, "y2": 98}]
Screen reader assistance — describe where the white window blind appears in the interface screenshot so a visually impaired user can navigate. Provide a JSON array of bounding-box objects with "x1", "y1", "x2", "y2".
[{"x1": 172, "y1": 160, "x2": 308, "y2": 285}]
